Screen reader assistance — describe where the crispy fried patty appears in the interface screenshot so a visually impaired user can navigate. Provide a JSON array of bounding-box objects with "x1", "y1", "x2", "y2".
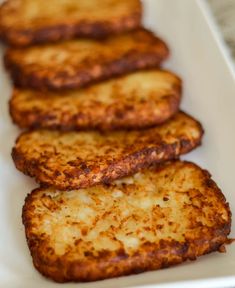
[
  {"x1": 9, "y1": 70, "x2": 181, "y2": 130},
  {"x1": 22, "y1": 161, "x2": 231, "y2": 282},
  {"x1": 4, "y1": 29, "x2": 169, "y2": 91},
  {"x1": 12, "y1": 112, "x2": 203, "y2": 190},
  {"x1": 0, "y1": 0, "x2": 142, "y2": 46}
]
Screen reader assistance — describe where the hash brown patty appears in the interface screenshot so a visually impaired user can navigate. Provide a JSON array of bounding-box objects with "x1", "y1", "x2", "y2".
[
  {"x1": 9, "y1": 70, "x2": 181, "y2": 130},
  {"x1": 0, "y1": 0, "x2": 142, "y2": 46},
  {"x1": 4, "y1": 29, "x2": 169, "y2": 91},
  {"x1": 22, "y1": 161, "x2": 231, "y2": 282},
  {"x1": 12, "y1": 112, "x2": 203, "y2": 190}
]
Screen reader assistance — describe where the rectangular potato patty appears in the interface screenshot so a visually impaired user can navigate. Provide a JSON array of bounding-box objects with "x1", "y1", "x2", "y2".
[
  {"x1": 0, "y1": 0, "x2": 142, "y2": 46},
  {"x1": 9, "y1": 70, "x2": 181, "y2": 130},
  {"x1": 4, "y1": 29, "x2": 169, "y2": 91},
  {"x1": 12, "y1": 112, "x2": 203, "y2": 190},
  {"x1": 22, "y1": 161, "x2": 231, "y2": 282}
]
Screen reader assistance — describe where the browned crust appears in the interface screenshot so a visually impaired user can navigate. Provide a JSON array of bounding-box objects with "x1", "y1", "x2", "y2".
[
  {"x1": 4, "y1": 29, "x2": 169, "y2": 91},
  {"x1": 9, "y1": 93, "x2": 180, "y2": 131},
  {"x1": 9, "y1": 70, "x2": 182, "y2": 131},
  {"x1": 22, "y1": 161, "x2": 231, "y2": 283},
  {"x1": 0, "y1": 1, "x2": 142, "y2": 47},
  {"x1": 12, "y1": 112, "x2": 204, "y2": 190}
]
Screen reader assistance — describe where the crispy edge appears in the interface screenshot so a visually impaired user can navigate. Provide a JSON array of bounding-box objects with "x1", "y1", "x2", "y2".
[
  {"x1": 22, "y1": 161, "x2": 231, "y2": 282},
  {"x1": 9, "y1": 71, "x2": 182, "y2": 130},
  {"x1": 0, "y1": 0, "x2": 142, "y2": 47},
  {"x1": 4, "y1": 30, "x2": 169, "y2": 91},
  {"x1": 12, "y1": 112, "x2": 204, "y2": 190}
]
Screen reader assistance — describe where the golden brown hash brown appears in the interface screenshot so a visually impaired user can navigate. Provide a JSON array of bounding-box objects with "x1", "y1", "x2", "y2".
[
  {"x1": 0, "y1": 0, "x2": 142, "y2": 46},
  {"x1": 9, "y1": 70, "x2": 182, "y2": 131},
  {"x1": 22, "y1": 161, "x2": 231, "y2": 282},
  {"x1": 12, "y1": 112, "x2": 203, "y2": 190},
  {"x1": 4, "y1": 29, "x2": 169, "y2": 91}
]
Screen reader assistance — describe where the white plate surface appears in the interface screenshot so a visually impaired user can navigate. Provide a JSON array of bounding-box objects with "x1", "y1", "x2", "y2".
[{"x1": 0, "y1": 0, "x2": 235, "y2": 287}]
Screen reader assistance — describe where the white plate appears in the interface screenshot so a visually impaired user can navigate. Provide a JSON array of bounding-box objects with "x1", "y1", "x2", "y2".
[{"x1": 0, "y1": 0, "x2": 235, "y2": 287}]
